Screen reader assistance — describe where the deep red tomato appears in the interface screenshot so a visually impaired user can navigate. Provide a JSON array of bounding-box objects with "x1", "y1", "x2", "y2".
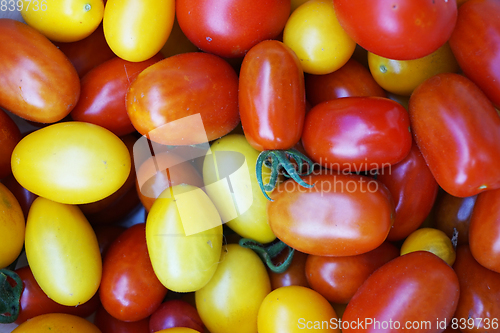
[
  {"x1": 239, "y1": 40, "x2": 306, "y2": 151},
  {"x1": 377, "y1": 143, "x2": 438, "y2": 241},
  {"x1": 1, "y1": 175, "x2": 37, "y2": 218},
  {"x1": 302, "y1": 97, "x2": 412, "y2": 172},
  {"x1": 93, "y1": 225, "x2": 125, "y2": 258},
  {"x1": 71, "y1": 54, "x2": 164, "y2": 136},
  {"x1": 333, "y1": 0, "x2": 457, "y2": 60},
  {"x1": 268, "y1": 173, "x2": 394, "y2": 256},
  {"x1": 305, "y1": 242, "x2": 399, "y2": 304},
  {"x1": 453, "y1": 245, "x2": 500, "y2": 333},
  {"x1": 268, "y1": 250, "x2": 310, "y2": 290},
  {"x1": 0, "y1": 19, "x2": 80, "y2": 123},
  {"x1": 449, "y1": 0, "x2": 500, "y2": 108},
  {"x1": 176, "y1": 0, "x2": 290, "y2": 58},
  {"x1": 305, "y1": 58, "x2": 386, "y2": 106},
  {"x1": 434, "y1": 192, "x2": 476, "y2": 246},
  {"x1": 0, "y1": 109, "x2": 21, "y2": 179},
  {"x1": 409, "y1": 73, "x2": 500, "y2": 198},
  {"x1": 100, "y1": 223, "x2": 167, "y2": 322},
  {"x1": 126, "y1": 52, "x2": 240, "y2": 145},
  {"x1": 342, "y1": 251, "x2": 459, "y2": 333},
  {"x1": 149, "y1": 300, "x2": 205, "y2": 333},
  {"x1": 94, "y1": 305, "x2": 150, "y2": 333}
]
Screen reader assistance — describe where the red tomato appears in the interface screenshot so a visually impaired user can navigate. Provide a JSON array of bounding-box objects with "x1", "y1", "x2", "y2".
[
  {"x1": 268, "y1": 250, "x2": 310, "y2": 290},
  {"x1": 305, "y1": 58, "x2": 386, "y2": 106},
  {"x1": 100, "y1": 223, "x2": 167, "y2": 322},
  {"x1": 126, "y1": 52, "x2": 239, "y2": 145},
  {"x1": 333, "y1": 0, "x2": 457, "y2": 60},
  {"x1": 268, "y1": 173, "x2": 394, "y2": 256},
  {"x1": 434, "y1": 192, "x2": 476, "y2": 246},
  {"x1": 453, "y1": 245, "x2": 500, "y2": 333},
  {"x1": 377, "y1": 143, "x2": 439, "y2": 241},
  {"x1": 239, "y1": 40, "x2": 306, "y2": 151},
  {"x1": 302, "y1": 97, "x2": 412, "y2": 172},
  {"x1": 1, "y1": 175, "x2": 37, "y2": 218},
  {"x1": 0, "y1": 19, "x2": 80, "y2": 123},
  {"x1": 342, "y1": 251, "x2": 459, "y2": 333},
  {"x1": 409, "y1": 73, "x2": 500, "y2": 198},
  {"x1": 71, "y1": 54, "x2": 164, "y2": 136},
  {"x1": 94, "y1": 305, "x2": 150, "y2": 333},
  {"x1": 93, "y1": 225, "x2": 125, "y2": 258},
  {"x1": 176, "y1": 0, "x2": 290, "y2": 58},
  {"x1": 149, "y1": 300, "x2": 205, "y2": 333},
  {"x1": 0, "y1": 109, "x2": 21, "y2": 179},
  {"x1": 449, "y1": 0, "x2": 500, "y2": 108},
  {"x1": 305, "y1": 242, "x2": 399, "y2": 304}
]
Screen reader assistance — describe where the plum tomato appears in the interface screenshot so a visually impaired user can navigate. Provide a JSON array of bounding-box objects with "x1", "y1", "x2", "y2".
[
  {"x1": 12, "y1": 313, "x2": 101, "y2": 333},
  {"x1": 149, "y1": 300, "x2": 205, "y2": 333},
  {"x1": 268, "y1": 250, "x2": 310, "y2": 290},
  {"x1": 0, "y1": 183, "x2": 25, "y2": 269},
  {"x1": 400, "y1": 228, "x2": 456, "y2": 266},
  {"x1": 0, "y1": 109, "x2": 21, "y2": 179}
]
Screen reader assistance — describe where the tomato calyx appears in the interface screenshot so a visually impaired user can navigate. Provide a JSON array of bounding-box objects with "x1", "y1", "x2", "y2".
[
  {"x1": 0, "y1": 269, "x2": 22, "y2": 323},
  {"x1": 256, "y1": 149, "x2": 314, "y2": 201},
  {"x1": 239, "y1": 238, "x2": 295, "y2": 273}
]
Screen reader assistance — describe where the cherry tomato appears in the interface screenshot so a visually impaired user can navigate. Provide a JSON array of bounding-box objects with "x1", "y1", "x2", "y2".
[
  {"x1": 409, "y1": 73, "x2": 500, "y2": 197},
  {"x1": 94, "y1": 305, "x2": 150, "y2": 333},
  {"x1": 149, "y1": 300, "x2": 204, "y2": 333},
  {"x1": 333, "y1": 0, "x2": 457, "y2": 60},
  {"x1": 268, "y1": 250, "x2": 310, "y2": 290},
  {"x1": 401, "y1": 228, "x2": 456, "y2": 266},
  {"x1": 0, "y1": 109, "x2": 21, "y2": 179},
  {"x1": 0, "y1": 183, "x2": 25, "y2": 269},
  {"x1": 12, "y1": 313, "x2": 101, "y2": 333},
  {"x1": 176, "y1": 0, "x2": 290, "y2": 58}
]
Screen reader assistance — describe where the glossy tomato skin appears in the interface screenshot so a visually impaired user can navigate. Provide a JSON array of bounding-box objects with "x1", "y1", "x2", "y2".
[
  {"x1": 302, "y1": 97, "x2": 412, "y2": 172},
  {"x1": 149, "y1": 300, "x2": 205, "y2": 333},
  {"x1": 94, "y1": 305, "x2": 150, "y2": 333},
  {"x1": 0, "y1": 183, "x2": 24, "y2": 269},
  {"x1": 342, "y1": 251, "x2": 460, "y2": 333},
  {"x1": 268, "y1": 251, "x2": 310, "y2": 290},
  {"x1": 12, "y1": 313, "x2": 101, "y2": 333},
  {"x1": 176, "y1": 0, "x2": 290, "y2": 58},
  {"x1": 377, "y1": 143, "x2": 439, "y2": 241},
  {"x1": 100, "y1": 223, "x2": 167, "y2": 322},
  {"x1": 409, "y1": 73, "x2": 500, "y2": 198},
  {"x1": 333, "y1": 0, "x2": 457, "y2": 60},
  {"x1": 434, "y1": 192, "x2": 476, "y2": 246},
  {"x1": 449, "y1": 0, "x2": 500, "y2": 107},
  {"x1": 0, "y1": 109, "x2": 21, "y2": 179},
  {"x1": 268, "y1": 174, "x2": 394, "y2": 256},
  {"x1": 0, "y1": 19, "x2": 80, "y2": 123},
  {"x1": 239, "y1": 40, "x2": 305, "y2": 151},
  {"x1": 126, "y1": 52, "x2": 239, "y2": 145}
]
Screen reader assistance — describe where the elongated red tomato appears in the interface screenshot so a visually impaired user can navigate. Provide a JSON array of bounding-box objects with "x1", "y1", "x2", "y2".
[
  {"x1": 268, "y1": 174, "x2": 394, "y2": 256},
  {"x1": 302, "y1": 97, "x2": 412, "y2": 172},
  {"x1": 239, "y1": 40, "x2": 306, "y2": 151},
  {"x1": 0, "y1": 109, "x2": 21, "y2": 179},
  {"x1": 409, "y1": 73, "x2": 500, "y2": 197}
]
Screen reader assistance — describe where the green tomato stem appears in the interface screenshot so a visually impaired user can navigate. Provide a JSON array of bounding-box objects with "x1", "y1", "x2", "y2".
[
  {"x1": 0, "y1": 269, "x2": 22, "y2": 323},
  {"x1": 239, "y1": 238, "x2": 295, "y2": 274}
]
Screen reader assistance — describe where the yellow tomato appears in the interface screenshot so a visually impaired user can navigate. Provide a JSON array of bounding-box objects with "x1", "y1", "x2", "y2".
[
  {"x1": 11, "y1": 122, "x2": 131, "y2": 205},
  {"x1": 283, "y1": 0, "x2": 356, "y2": 75},
  {"x1": 368, "y1": 43, "x2": 460, "y2": 96},
  {"x1": 12, "y1": 313, "x2": 101, "y2": 333},
  {"x1": 195, "y1": 244, "x2": 271, "y2": 333},
  {"x1": 156, "y1": 329, "x2": 200, "y2": 333},
  {"x1": 0, "y1": 183, "x2": 24, "y2": 269},
  {"x1": 146, "y1": 184, "x2": 223, "y2": 293},
  {"x1": 400, "y1": 228, "x2": 456, "y2": 266},
  {"x1": 25, "y1": 197, "x2": 102, "y2": 306},
  {"x1": 21, "y1": 0, "x2": 104, "y2": 42},
  {"x1": 103, "y1": 0, "x2": 175, "y2": 62},
  {"x1": 203, "y1": 134, "x2": 276, "y2": 244}
]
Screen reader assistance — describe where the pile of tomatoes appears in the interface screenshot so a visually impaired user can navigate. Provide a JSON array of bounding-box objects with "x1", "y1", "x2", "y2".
[{"x1": 1, "y1": 0, "x2": 500, "y2": 332}]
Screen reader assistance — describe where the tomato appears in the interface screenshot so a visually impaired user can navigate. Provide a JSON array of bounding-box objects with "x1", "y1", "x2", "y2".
[
  {"x1": 21, "y1": 0, "x2": 104, "y2": 42},
  {"x1": 146, "y1": 184, "x2": 223, "y2": 292},
  {"x1": 342, "y1": 251, "x2": 459, "y2": 333},
  {"x1": 0, "y1": 109, "x2": 21, "y2": 179},
  {"x1": 449, "y1": 0, "x2": 500, "y2": 108},
  {"x1": 25, "y1": 197, "x2": 101, "y2": 306},
  {"x1": 103, "y1": 0, "x2": 175, "y2": 62},
  {"x1": 283, "y1": 0, "x2": 356, "y2": 75},
  {"x1": 71, "y1": 54, "x2": 163, "y2": 136},
  {"x1": 333, "y1": 0, "x2": 457, "y2": 60},
  {"x1": 0, "y1": 183, "x2": 25, "y2": 269},
  {"x1": 305, "y1": 58, "x2": 386, "y2": 106},
  {"x1": 149, "y1": 300, "x2": 205, "y2": 333},
  {"x1": 268, "y1": 174, "x2": 394, "y2": 256},
  {"x1": 195, "y1": 244, "x2": 271, "y2": 333},
  {"x1": 377, "y1": 143, "x2": 438, "y2": 241},
  {"x1": 257, "y1": 286, "x2": 340, "y2": 333},
  {"x1": 0, "y1": 19, "x2": 80, "y2": 123},
  {"x1": 100, "y1": 223, "x2": 167, "y2": 322},
  {"x1": 268, "y1": 250, "x2": 309, "y2": 290},
  {"x1": 401, "y1": 228, "x2": 456, "y2": 266},
  {"x1": 155, "y1": 329, "x2": 200, "y2": 333},
  {"x1": 176, "y1": 0, "x2": 290, "y2": 58},
  {"x1": 1, "y1": 175, "x2": 37, "y2": 219},
  {"x1": 302, "y1": 97, "x2": 412, "y2": 171},
  {"x1": 93, "y1": 225, "x2": 125, "y2": 257},
  {"x1": 12, "y1": 122, "x2": 131, "y2": 205},
  {"x1": 305, "y1": 242, "x2": 399, "y2": 304},
  {"x1": 94, "y1": 305, "x2": 150, "y2": 333},
  {"x1": 12, "y1": 313, "x2": 100, "y2": 333},
  {"x1": 126, "y1": 52, "x2": 239, "y2": 145},
  {"x1": 453, "y1": 245, "x2": 500, "y2": 333},
  {"x1": 409, "y1": 73, "x2": 500, "y2": 197}
]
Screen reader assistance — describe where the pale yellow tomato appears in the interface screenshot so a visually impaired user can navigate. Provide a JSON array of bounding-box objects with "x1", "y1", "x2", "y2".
[
  {"x1": 195, "y1": 244, "x2": 271, "y2": 333},
  {"x1": 21, "y1": 0, "x2": 104, "y2": 42},
  {"x1": 12, "y1": 313, "x2": 101, "y2": 333},
  {"x1": 11, "y1": 122, "x2": 131, "y2": 205},
  {"x1": 203, "y1": 134, "x2": 276, "y2": 244},
  {"x1": 283, "y1": 0, "x2": 356, "y2": 74},
  {"x1": 146, "y1": 184, "x2": 223, "y2": 293},
  {"x1": 25, "y1": 197, "x2": 102, "y2": 306},
  {"x1": 103, "y1": 0, "x2": 175, "y2": 62},
  {"x1": 0, "y1": 183, "x2": 24, "y2": 269},
  {"x1": 400, "y1": 228, "x2": 456, "y2": 266}
]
